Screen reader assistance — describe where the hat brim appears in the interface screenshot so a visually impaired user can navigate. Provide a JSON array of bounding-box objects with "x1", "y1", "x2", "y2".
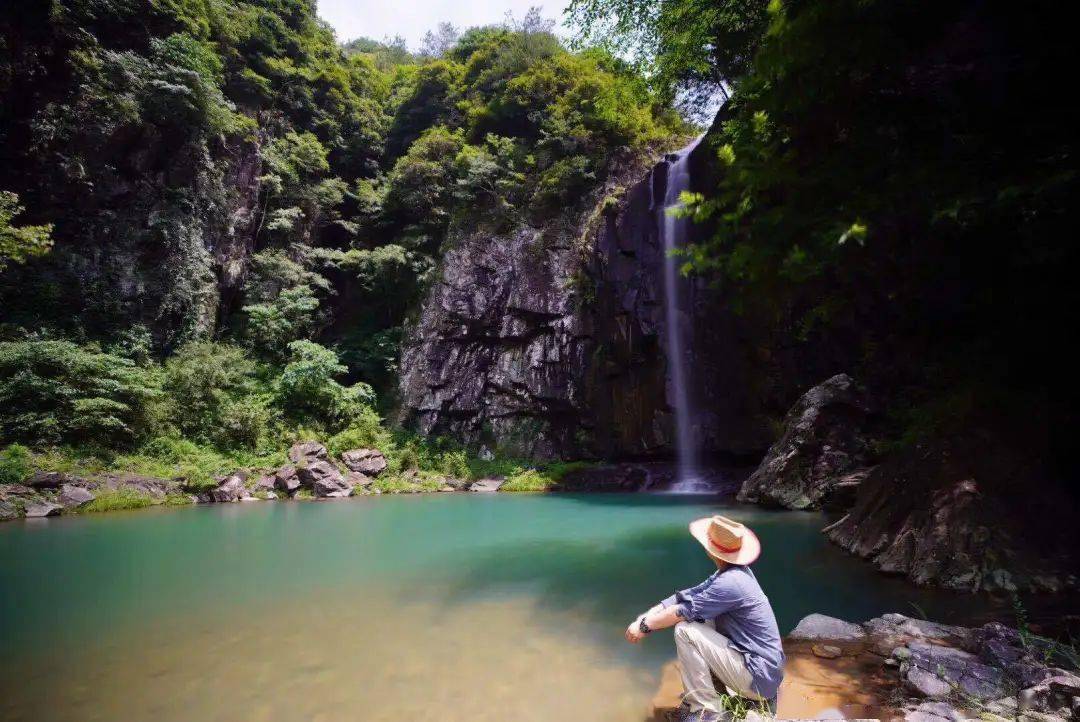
[{"x1": 689, "y1": 516, "x2": 761, "y2": 566}]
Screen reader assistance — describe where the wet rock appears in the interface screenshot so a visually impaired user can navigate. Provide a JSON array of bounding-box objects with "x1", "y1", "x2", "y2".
[
  {"x1": 340, "y1": 449, "x2": 387, "y2": 476},
  {"x1": 211, "y1": 473, "x2": 246, "y2": 503},
  {"x1": 789, "y1": 614, "x2": 867, "y2": 641},
  {"x1": 59, "y1": 484, "x2": 94, "y2": 508},
  {"x1": 738, "y1": 374, "x2": 874, "y2": 510},
  {"x1": 907, "y1": 641, "x2": 1005, "y2": 700},
  {"x1": 864, "y1": 613, "x2": 970, "y2": 656},
  {"x1": 440, "y1": 477, "x2": 469, "y2": 491},
  {"x1": 812, "y1": 644, "x2": 842, "y2": 659},
  {"x1": 906, "y1": 666, "x2": 954, "y2": 698},
  {"x1": 864, "y1": 613, "x2": 968, "y2": 643},
  {"x1": 274, "y1": 465, "x2": 302, "y2": 494},
  {"x1": 288, "y1": 441, "x2": 328, "y2": 464},
  {"x1": 469, "y1": 478, "x2": 505, "y2": 492},
  {"x1": 25, "y1": 501, "x2": 63, "y2": 517}
]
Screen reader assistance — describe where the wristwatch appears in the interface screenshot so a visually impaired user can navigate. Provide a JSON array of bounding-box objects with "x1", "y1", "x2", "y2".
[{"x1": 638, "y1": 617, "x2": 652, "y2": 634}]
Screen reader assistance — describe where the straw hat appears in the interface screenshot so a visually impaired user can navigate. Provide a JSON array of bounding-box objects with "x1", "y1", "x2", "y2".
[{"x1": 689, "y1": 515, "x2": 761, "y2": 566}]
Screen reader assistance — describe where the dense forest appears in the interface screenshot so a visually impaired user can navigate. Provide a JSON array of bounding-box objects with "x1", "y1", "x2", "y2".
[{"x1": 0, "y1": 0, "x2": 685, "y2": 488}]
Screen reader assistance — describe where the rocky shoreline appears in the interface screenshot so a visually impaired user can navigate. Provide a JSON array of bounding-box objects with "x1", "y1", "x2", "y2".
[
  {"x1": 649, "y1": 612, "x2": 1080, "y2": 722},
  {"x1": 2, "y1": 444, "x2": 724, "y2": 522}
]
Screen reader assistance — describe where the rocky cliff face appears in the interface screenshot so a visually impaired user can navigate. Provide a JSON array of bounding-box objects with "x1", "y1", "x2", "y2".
[
  {"x1": 398, "y1": 150, "x2": 776, "y2": 459},
  {"x1": 741, "y1": 373, "x2": 1079, "y2": 592}
]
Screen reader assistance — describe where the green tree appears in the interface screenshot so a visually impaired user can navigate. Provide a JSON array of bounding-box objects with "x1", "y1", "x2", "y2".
[{"x1": 276, "y1": 341, "x2": 374, "y2": 430}]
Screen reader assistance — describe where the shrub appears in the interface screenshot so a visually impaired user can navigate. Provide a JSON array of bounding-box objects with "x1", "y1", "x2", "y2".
[
  {"x1": 161, "y1": 342, "x2": 262, "y2": 446},
  {"x1": 0, "y1": 443, "x2": 32, "y2": 484},
  {"x1": 0, "y1": 340, "x2": 159, "y2": 446},
  {"x1": 326, "y1": 406, "x2": 394, "y2": 456},
  {"x1": 500, "y1": 468, "x2": 555, "y2": 492}
]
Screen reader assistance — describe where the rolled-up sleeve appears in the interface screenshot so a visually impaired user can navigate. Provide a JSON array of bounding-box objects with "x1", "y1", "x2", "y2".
[
  {"x1": 659, "y1": 575, "x2": 716, "y2": 616},
  {"x1": 665, "y1": 574, "x2": 737, "y2": 621}
]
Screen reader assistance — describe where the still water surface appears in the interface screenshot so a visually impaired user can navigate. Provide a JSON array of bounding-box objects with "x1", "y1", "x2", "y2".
[{"x1": 0, "y1": 493, "x2": 980, "y2": 721}]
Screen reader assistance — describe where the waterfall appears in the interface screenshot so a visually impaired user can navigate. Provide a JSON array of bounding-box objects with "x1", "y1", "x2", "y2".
[{"x1": 659, "y1": 135, "x2": 711, "y2": 493}]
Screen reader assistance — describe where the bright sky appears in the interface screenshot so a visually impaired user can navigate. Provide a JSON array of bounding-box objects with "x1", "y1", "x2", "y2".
[{"x1": 316, "y1": 0, "x2": 570, "y2": 50}]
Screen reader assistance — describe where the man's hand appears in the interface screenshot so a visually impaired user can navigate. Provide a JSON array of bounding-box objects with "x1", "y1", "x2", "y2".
[{"x1": 624, "y1": 616, "x2": 646, "y2": 643}]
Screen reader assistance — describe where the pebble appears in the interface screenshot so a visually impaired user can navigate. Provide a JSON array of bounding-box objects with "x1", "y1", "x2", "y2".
[{"x1": 812, "y1": 644, "x2": 842, "y2": 659}]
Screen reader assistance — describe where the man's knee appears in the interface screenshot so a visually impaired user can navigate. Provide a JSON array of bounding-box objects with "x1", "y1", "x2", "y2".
[{"x1": 674, "y1": 620, "x2": 702, "y2": 643}]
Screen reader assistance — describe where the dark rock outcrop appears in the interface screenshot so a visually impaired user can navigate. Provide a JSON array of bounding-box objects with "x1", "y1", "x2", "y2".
[
  {"x1": 825, "y1": 438, "x2": 1079, "y2": 593},
  {"x1": 738, "y1": 374, "x2": 874, "y2": 510}
]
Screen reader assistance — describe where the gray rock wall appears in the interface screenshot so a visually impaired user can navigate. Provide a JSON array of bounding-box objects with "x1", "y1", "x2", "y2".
[{"x1": 399, "y1": 150, "x2": 773, "y2": 459}]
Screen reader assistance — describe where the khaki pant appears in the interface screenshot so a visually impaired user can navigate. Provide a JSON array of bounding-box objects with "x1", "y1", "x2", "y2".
[{"x1": 674, "y1": 621, "x2": 766, "y2": 714}]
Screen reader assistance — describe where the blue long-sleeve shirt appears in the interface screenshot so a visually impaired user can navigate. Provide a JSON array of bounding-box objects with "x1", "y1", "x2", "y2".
[{"x1": 660, "y1": 565, "x2": 785, "y2": 700}]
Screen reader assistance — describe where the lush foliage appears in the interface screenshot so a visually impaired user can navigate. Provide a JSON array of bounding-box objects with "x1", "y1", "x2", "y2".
[
  {"x1": 0, "y1": 340, "x2": 159, "y2": 446},
  {"x1": 0, "y1": 443, "x2": 32, "y2": 484},
  {"x1": 0, "y1": 0, "x2": 681, "y2": 415},
  {"x1": 0, "y1": 192, "x2": 53, "y2": 271}
]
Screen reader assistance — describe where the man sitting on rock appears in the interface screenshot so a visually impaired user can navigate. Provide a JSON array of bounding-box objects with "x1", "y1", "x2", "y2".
[{"x1": 625, "y1": 515, "x2": 785, "y2": 721}]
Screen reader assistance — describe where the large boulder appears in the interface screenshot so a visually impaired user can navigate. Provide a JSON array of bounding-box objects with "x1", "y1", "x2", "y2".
[
  {"x1": 59, "y1": 484, "x2": 95, "y2": 509},
  {"x1": 738, "y1": 374, "x2": 874, "y2": 510},
  {"x1": 340, "y1": 448, "x2": 387, "y2": 476},
  {"x1": 788, "y1": 613, "x2": 867, "y2": 641},
  {"x1": 210, "y1": 473, "x2": 246, "y2": 503},
  {"x1": 298, "y1": 461, "x2": 348, "y2": 497},
  {"x1": 313, "y1": 476, "x2": 352, "y2": 498},
  {"x1": 289, "y1": 441, "x2": 328, "y2": 464},
  {"x1": 274, "y1": 465, "x2": 302, "y2": 494}
]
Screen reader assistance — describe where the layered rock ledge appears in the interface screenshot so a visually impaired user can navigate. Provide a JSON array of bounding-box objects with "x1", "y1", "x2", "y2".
[{"x1": 649, "y1": 612, "x2": 1079, "y2": 722}]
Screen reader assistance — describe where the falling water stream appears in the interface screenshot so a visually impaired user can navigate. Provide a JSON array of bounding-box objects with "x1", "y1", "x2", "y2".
[{"x1": 660, "y1": 135, "x2": 709, "y2": 493}]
